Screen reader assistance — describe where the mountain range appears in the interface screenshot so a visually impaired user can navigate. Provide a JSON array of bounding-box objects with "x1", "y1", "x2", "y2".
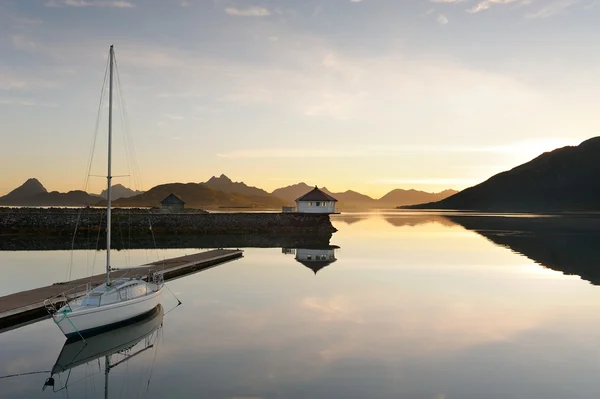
[
  {"x1": 0, "y1": 174, "x2": 456, "y2": 209},
  {"x1": 272, "y1": 182, "x2": 457, "y2": 209},
  {"x1": 403, "y1": 136, "x2": 600, "y2": 212}
]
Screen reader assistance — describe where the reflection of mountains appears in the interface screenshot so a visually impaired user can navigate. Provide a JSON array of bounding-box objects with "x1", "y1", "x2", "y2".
[
  {"x1": 332, "y1": 214, "x2": 458, "y2": 227},
  {"x1": 447, "y1": 215, "x2": 600, "y2": 285},
  {"x1": 1, "y1": 232, "x2": 334, "y2": 251},
  {"x1": 383, "y1": 214, "x2": 456, "y2": 228}
]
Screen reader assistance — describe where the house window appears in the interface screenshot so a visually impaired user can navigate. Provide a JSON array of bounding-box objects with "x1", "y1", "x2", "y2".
[
  {"x1": 307, "y1": 255, "x2": 312, "y2": 260},
  {"x1": 316, "y1": 202, "x2": 321, "y2": 207},
  {"x1": 308, "y1": 202, "x2": 312, "y2": 206}
]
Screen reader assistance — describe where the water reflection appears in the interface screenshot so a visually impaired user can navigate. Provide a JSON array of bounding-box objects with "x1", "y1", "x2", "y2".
[
  {"x1": 282, "y1": 245, "x2": 340, "y2": 274},
  {"x1": 446, "y1": 214, "x2": 600, "y2": 285},
  {"x1": 4, "y1": 212, "x2": 600, "y2": 398},
  {"x1": 43, "y1": 304, "x2": 164, "y2": 396}
]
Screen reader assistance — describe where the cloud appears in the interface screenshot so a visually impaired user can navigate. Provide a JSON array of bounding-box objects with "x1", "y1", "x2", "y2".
[
  {"x1": 466, "y1": 0, "x2": 525, "y2": 13},
  {"x1": 436, "y1": 13, "x2": 449, "y2": 24},
  {"x1": 225, "y1": 6, "x2": 270, "y2": 16},
  {"x1": 0, "y1": 71, "x2": 58, "y2": 91},
  {"x1": 45, "y1": 0, "x2": 135, "y2": 7},
  {"x1": 0, "y1": 98, "x2": 58, "y2": 107},
  {"x1": 11, "y1": 35, "x2": 37, "y2": 52},
  {"x1": 216, "y1": 139, "x2": 580, "y2": 160},
  {"x1": 526, "y1": 0, "x2": 579, "y2": 17},
  {"x1": 374, "y1": 178, "x2": 482, "y2": 186},
  {"x1": 11, "y1": 16, "x2": 43, "y2": 25}
]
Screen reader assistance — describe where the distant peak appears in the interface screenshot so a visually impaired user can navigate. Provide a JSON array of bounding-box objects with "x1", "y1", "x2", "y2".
[
  {"x1": 21, "y1": 178, "x2": 47, "y2": 192},
  {"x1": 208, "y1": 174, "x2": 233, "y2": 183}
]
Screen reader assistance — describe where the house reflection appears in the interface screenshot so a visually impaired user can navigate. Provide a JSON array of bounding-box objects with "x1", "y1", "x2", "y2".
[{"x1": 282, "y1": 245, "x2": 340, "y2": 274}]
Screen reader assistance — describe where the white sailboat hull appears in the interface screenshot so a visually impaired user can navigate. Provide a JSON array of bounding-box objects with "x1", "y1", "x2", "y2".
[{"x1": 53, "y1": 288, "x2": 163, "y2": 338}]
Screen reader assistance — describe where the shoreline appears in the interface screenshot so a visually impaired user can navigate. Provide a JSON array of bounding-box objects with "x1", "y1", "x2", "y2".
[{"x1": 0, "y1": 207, "x2": 337, "y2": 238}]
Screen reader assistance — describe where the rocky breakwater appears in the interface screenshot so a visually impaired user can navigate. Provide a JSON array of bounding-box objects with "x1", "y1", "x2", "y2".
[{"x1": 0, "y1": 207, "x2": 337, "y2": 250}]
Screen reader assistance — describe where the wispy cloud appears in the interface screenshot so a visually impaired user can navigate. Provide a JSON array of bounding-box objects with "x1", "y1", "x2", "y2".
[
  {"x1": 267, "y1": 177, "x2": 315, "y2": 181},
  {"x1": 0, "y1": 98, "x2": 58, "y2": 107},
  {"x1": 11, "y1": 35, "x2": 37, "y2": 52},
  {"x1": 436, "y1": 13, "x2": 449, "y2": 24},
  {"x1": 526, "y1": 0, "x2": 579, "y2": 18},
  {"x1": 468, "y1": 0, "x2": 523, "y2": 13},
  {"x1": 45, "y1": 0, "x2": 135, "y2": 8},
  {"x1": 224, "y1": 6, "x2": 270, "y2": 16},
  {"x1": 11, "y1": 16, "x2": 43, "y2": 25},
  {"x1": 217, "y1": 139, "x2": 581, "y2": 159},
  {"x1": 0, "y1": 71, "x2": 58, "y2": 91},
  {"x1": 374, "y1": 178, "x2": 481, "y2": 186}
]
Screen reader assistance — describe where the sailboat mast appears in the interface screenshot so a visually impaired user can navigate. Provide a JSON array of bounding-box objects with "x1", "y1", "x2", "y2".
[
  {"x1": 106, "y1": 44, "x2": 114, "y2": 286},
  {"x1": 104, "y1": 355, "x2": 110, "y2": 399}
]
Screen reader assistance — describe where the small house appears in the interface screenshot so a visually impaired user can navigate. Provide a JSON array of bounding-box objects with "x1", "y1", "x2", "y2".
[
  {"x1": 295, "y1": 186, "x2": 337, "y2": 214},
  {"x1": 160, "y1": 193, "x2": 185, "y2": 211}
]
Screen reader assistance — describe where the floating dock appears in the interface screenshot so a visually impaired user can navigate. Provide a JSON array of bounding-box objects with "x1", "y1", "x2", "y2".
[{"x1": 0, "y1": 248, "x2": 243, "y2": 332}]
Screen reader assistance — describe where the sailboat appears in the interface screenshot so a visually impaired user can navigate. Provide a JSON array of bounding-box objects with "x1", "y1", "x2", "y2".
[
  {"x1": 43, "y1": 304, "x2": 164, "y2": 395},
  {"x1": 47, "y1": 45, "x2": 164, "y2": 339}
]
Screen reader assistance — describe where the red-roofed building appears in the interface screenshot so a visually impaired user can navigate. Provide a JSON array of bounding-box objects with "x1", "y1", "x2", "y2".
[{"x1": 294, "y1": 186, "x2": 338, "y2": 214}]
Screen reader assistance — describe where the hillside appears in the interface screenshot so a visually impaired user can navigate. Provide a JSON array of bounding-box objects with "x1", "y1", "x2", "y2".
[
  {"x1": 271, "y1": 182, "x2": 455, "y2": 209},
  {"x1": 402, "y1": 137, "x2": 600, "y2": 212},
  {"x1": 0, "y1": 179, "x2": 101, "y2": 206},
  {"x1": 204, "y1": 174, "x2": 277, "y2": 199},
  {"x1": 113, "y1": 182, "x2": 285, "y2": 209},
  {"x1": 271, "y1": 183, "x2": 316, "y2": 203},
  {"x1": 0, "y1": 178, "x2": 47, "y2": 203},
  {"x1": 378, "y1": 188, "x2": 458, "y2": 207},
  {"x1": 99, "y1": 184, "x2": 143, "y2": 200}
]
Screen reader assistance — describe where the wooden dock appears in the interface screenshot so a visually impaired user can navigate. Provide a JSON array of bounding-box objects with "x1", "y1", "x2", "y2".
[{"x1": 0, "y1": 249, "x2": 243, "y2": 332}]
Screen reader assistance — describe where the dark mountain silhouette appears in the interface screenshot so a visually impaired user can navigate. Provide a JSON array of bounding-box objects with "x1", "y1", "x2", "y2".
[
  {"x1": 0, "y1": 179, "x2": 100, "y2": 206},
  {"x1": 446, "y1": 214, "x2": 600, "y2": 285},
  {"x1": 204, "y1": 174, "x2": 276, "y2": 198},
  {"x1": 272, "y1": 183, "x2": 456, "y2": 209},
  {"x1": 271, "y1": 183, "x2": 315, "y2": 203},
  {"x1": 402, "y1": 137, "x2": 600, "y2": 212},
  {"x1": 99, "y1": 184, "x2": 143, "y2": 200},
  {"x1": 379, "y1": 189, "x2": 458, "y2": 207},
  {"x1": 113, "y1": 182, "x2": 285, "y2": 209},
  {"x1": 1, "y1": 178, "x2": 47, "y2": 202},
  {"x1": 382, "y1": 214, "x2": 457, "y2": 228},
  {"x1": 1, "y1": 176, "x2": 455, "y2": 209},
  {"x1": 321, "y1": 188, "x2": 376, "y2": 209}
]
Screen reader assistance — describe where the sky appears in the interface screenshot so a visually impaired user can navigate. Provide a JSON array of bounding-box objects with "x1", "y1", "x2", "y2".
[{"x1": 1, "y1": 0, "x2": 599, "y2": 198}]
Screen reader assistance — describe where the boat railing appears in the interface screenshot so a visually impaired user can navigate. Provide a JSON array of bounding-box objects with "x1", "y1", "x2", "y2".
[
  {"x1": 43, "y1": 283, "x2": 91, "y2": 315},
  {"x1": 148, "y1": 270, "x2": 164, "y2": 288}
]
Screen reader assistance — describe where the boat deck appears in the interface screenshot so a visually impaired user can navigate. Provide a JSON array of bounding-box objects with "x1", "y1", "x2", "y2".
[{"x1": 0, "y1": 249, "x2": 243, "y2": 332}]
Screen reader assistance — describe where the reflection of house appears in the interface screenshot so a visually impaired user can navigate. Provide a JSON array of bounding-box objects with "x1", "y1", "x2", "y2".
[
  {"x1": 295, "y1": 186, "x2": 338, "y2": 214},
  {"x1": 160, "y1": 193, "x2": 185, "y2": 211},
  {"x1": 282, "y1": 245, "x2": 340, "y2": 274}
]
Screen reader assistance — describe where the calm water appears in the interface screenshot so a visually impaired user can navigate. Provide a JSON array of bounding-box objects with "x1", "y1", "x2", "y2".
[{"x1": 2, "y1": 211, "x2": 600, "y2": 398}]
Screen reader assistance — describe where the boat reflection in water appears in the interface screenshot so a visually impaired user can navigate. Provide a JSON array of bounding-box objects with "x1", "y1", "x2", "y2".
[
  {"x1": 282, "y1": 245, "x2": 340, "y2": 274},
  {"x1": 43, "y1": 304, "x2": 164, "y2": 397}
]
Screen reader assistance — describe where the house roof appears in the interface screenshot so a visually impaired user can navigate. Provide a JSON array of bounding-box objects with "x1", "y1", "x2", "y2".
[
  {"x1": 295, "y1": 258, "x2": 337, "y2": 274},
  {"x1": 160, "y1": 193, "x2": 185, "y2": 205},
  {"x1": 295, "y1": 186, "x2": 338, "y2": 202}
]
